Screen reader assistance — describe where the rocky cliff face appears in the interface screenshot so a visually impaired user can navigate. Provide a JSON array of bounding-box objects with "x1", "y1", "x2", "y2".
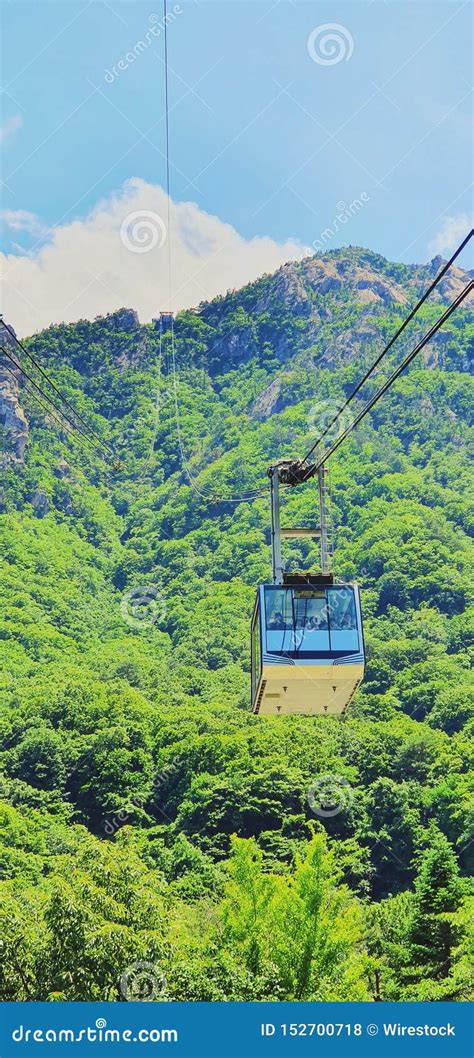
[
  {"x1": 200, "y1": 248, "x2": 472, "y2": 374},
  {"x1": 0, "y1": 324, "x2": 28, "y2": 463},
  {"x1": 253, "y1": 248, "x2": 471, "y2": 318}
]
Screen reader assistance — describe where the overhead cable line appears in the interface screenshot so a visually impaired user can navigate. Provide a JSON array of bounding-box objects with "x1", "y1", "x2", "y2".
[
  {"x1": 0, "y1": 318, "x2": 115, "y2": 458},
  {"x1": 0, "y1": 353, "x2": 80, "y2": 441},
  {"x1": 159, "y1": 27, "x2": 471, "y2": 506},
  {"x1": 218, "y1": 256, "x2": 472, "y2": 501},
  {"x1": 300, "y1": 279, "x2": 473, "y2": 479},
  {"x1": 301, "y1": 228, "x2": 474, "y2": 467},
  {"x1": 0, "y1": 344, "x2": 109, "y2": 460},
  {"x1": 163, "y1": 0, "x2": 172, "y2": 316},
  {"x1": 160, "y1": 2, "x2": 266, "y2": 506}
]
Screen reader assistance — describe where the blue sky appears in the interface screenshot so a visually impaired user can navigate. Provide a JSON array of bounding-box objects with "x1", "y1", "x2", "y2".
[{"x1": 1, "y1": 0, "x2": 472, "y2": 333}]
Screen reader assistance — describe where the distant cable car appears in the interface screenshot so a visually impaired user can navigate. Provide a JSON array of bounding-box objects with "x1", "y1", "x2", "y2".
[{"x1": 251, "y1": 461, "x2": 365, "y2": 716}]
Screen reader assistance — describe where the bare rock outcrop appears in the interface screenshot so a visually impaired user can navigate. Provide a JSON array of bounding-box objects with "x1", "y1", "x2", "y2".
[
  {"x1": 108, "y1": 308, "x2": 140, "y2": 332},
  {"x1": 251, "y1": 374, "x2": 290, "y2": 421},
  {"x1": 0, "y1": 324, "x2": 28, "y2": 462},
  {"x1": 53, "y1": 459, "x2": 71, "y2": 479},
  {"x1": 30, "y1": 489, "x2": 50, "y2": 517},
  {"x1": 255, "y1": 263, "x2": 313, "y2": 318}
]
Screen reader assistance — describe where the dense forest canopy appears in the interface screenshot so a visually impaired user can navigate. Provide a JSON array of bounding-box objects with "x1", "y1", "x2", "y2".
[{"x1": 0, "y1": 246, "x2": 473, "y2": 1001}]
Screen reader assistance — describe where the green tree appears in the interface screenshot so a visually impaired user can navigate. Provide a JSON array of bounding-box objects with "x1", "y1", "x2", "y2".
[{"x1": 406, "y1": 830, "x2": 464, "y2": 984}]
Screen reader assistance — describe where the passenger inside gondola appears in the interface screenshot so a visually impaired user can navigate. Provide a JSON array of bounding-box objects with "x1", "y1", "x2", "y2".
[
  {"x1": 307, "y1": 610, "x2": 327, "y2": 631},
  {"x1": 263, "y1": 585, "x2": 361, "y2": 655}
]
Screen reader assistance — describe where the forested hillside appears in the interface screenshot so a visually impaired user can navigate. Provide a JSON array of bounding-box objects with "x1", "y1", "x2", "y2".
[{"x1": 1, "y1": 246, "x2": 473, "y2": 1002}]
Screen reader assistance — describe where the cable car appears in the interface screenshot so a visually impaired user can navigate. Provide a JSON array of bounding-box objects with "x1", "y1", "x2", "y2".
[
  {"x1": 250, "y1": 461, "x2": 365, "y2": 716},
  {"x1": 251, "y1": 575, "x2": 364, "y2": 715}
]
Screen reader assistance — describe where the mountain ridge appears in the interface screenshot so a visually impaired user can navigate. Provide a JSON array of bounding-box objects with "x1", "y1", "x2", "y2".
[{"x1": 2, "y1": 246, "x2": 472, "y2": 467}]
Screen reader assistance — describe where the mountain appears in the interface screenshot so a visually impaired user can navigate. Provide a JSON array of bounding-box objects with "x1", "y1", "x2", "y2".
[{"x1": 1, "y1": 246, "x2": 473, "y2": 1002}]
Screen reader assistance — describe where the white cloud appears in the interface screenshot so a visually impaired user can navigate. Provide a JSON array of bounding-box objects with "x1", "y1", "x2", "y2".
[
  {"x1": 0, "y1": 115, "x2": 23, "y2": 144},
  {"x1": 1, "y1": 178, "x2": 307, "y2": 337},
  {"x1": 427, "y1": 213, "x2": 472, "y2": 258},
  {"x1": 1, "y1": 209, "x2": 49, "y2": 237}
]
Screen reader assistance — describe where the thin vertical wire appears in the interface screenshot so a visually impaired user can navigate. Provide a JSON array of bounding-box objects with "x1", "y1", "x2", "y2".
[{"x1": 163, "y1": 0, "x2": 172, "y2": 314}]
